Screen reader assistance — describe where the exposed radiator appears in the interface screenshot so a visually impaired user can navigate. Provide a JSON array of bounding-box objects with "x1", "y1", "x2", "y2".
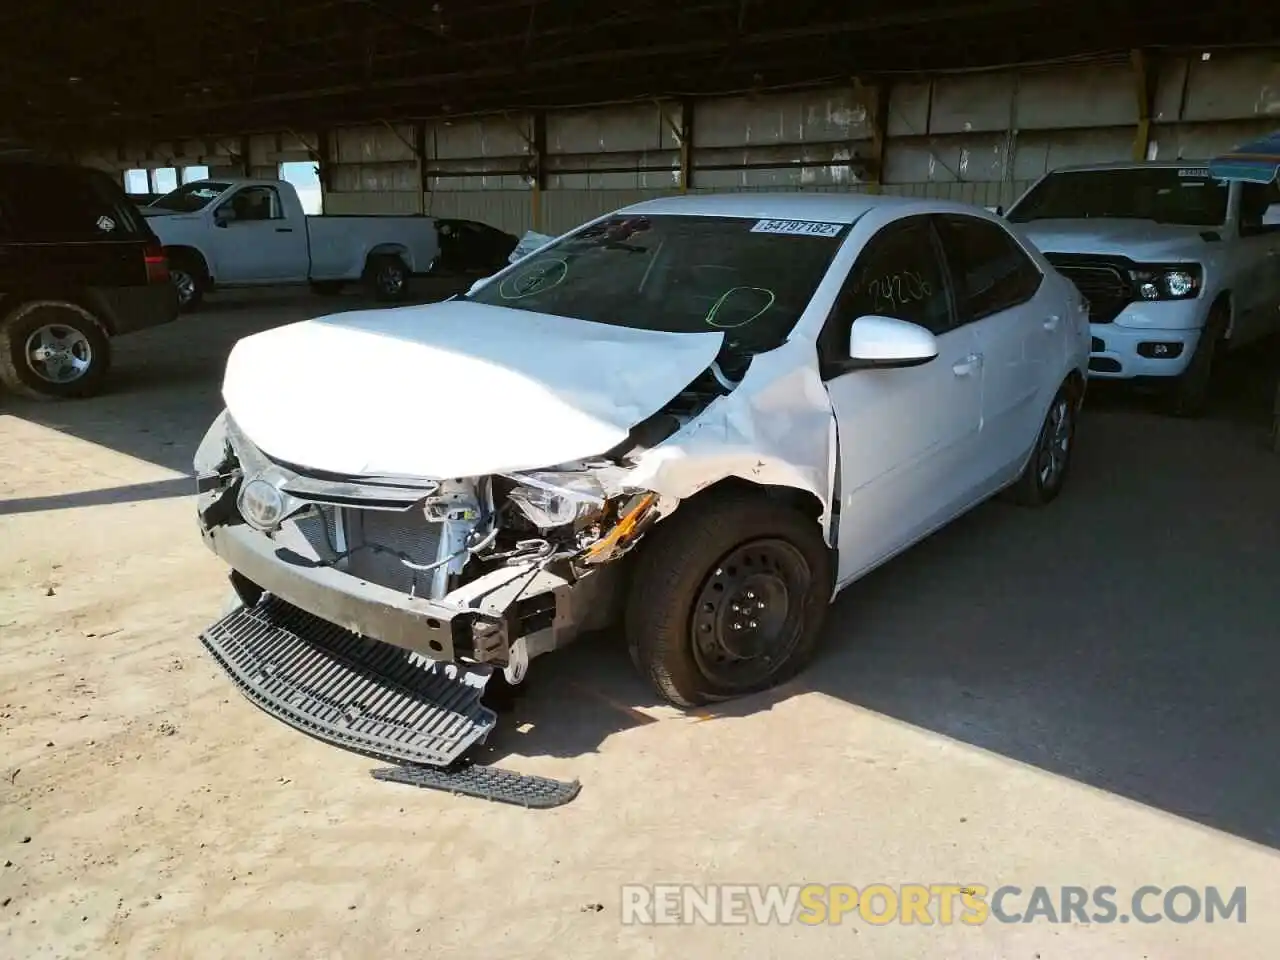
[{"x1": 291, "y1": 504, "x2": 445, "y2": 596}]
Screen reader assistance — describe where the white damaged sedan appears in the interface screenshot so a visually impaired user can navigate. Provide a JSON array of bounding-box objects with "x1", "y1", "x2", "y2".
[{"x1": 194, "y1": 193, "x2": 1089, "y2": 763}]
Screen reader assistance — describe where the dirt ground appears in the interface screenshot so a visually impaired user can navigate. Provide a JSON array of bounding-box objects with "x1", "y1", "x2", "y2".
[{"x1": 2, "y1": 289, "x2": 1279, "y2": 959}]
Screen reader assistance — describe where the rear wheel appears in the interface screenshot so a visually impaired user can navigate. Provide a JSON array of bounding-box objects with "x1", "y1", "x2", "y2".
[
  {"x1": 625, "y1": 492, "x2": 832, "y2": 707},
  {"x1": 1006, "y1": 383, "x2": 1077, "y2": 507},
  {"x1": 0, "y1": 301, "x2": 112, "y2": 400},
  {"x1": 366, "y1": 254, "x2": 410, "y2": 303}
]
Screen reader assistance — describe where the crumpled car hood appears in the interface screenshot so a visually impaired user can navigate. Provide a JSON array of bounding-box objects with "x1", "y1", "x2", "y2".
[{"x1": 222, "y1": 300, "x2": 725, "y2": 479}]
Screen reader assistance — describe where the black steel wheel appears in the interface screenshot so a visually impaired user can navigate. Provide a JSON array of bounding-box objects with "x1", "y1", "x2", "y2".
[
  {"x1": 626, "y1": 491, "x2": 832, "y2": 707},
  {"x1": 689, "y1": 539, "x2": 811, "y2": 691}
]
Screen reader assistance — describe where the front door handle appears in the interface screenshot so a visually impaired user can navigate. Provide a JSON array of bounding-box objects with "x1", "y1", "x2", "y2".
[
  {"x1": 952, "y1": 353, "x2": 982, "y2": 377},
  {"x1": 1044, "y1": 314, "x2": 1061, "y2": 330},
  {"x1": 275, "y1": 227, "x2": 294, "y2": 233}
]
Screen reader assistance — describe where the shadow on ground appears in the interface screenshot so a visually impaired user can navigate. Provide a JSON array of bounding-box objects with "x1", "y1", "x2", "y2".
[
  {"x1": 4, "y1": 293, "x2": 1279, "y2": 847},
  {"x1": 479, "y1": 400, "x2": 1280, "y2": 848},
  {"x1": 0, "y1": 282, "x2": 469, "y2": 478}
]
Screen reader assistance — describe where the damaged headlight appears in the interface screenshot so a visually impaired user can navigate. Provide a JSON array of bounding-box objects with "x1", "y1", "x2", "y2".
[{"x1": 507, "y1": 471, "x2": 607, "y2": 529}]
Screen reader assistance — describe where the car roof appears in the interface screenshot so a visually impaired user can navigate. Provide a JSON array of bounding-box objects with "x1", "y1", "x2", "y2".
[{"x1": 613, "y1": 191, "x2": 997, "y2": 224}]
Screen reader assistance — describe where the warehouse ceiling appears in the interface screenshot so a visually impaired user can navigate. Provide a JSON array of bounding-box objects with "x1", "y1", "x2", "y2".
[{"x1": 2, "y1": 0, "x2": 1274, "y2": 141}]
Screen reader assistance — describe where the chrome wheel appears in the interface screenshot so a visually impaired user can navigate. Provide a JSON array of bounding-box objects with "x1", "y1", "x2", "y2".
[
  {"x1": 24, "y1": 324, "x2": 93, "y2": 384},
  {"x1": 1036, "y1": 396, "x2": 1073, "y2": 489},
  {"x1": 171, "y1": 268, "x2": 197, "y2": 307}
]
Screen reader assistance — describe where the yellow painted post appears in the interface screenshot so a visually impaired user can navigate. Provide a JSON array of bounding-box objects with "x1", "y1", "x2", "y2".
[
  {"x1": 864, "y1": 80, "x2": 889, "y2": 195},
  {"x1": 531, "y1": 110, "x2": 546, "y2": 232}
]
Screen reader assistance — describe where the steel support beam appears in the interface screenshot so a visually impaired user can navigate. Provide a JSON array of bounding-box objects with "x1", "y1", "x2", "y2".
[
  {"x1": 865, "y1": 79, "x2": 890, "y2": 194},
  {"x1": 679, "y1": 99, "x2": 694, "y2": 193},
  {"x1": 530, "y1": 110, "x2": 547, "y2": 231},
  {"x1": 1131, "y1": 48, "x2": 1158, "y2": 162}
]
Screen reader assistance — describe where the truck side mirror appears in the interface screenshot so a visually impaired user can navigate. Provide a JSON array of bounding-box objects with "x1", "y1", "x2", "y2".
[{"x1": 214, "y1": 206, "x2": 236, "y2": 227}]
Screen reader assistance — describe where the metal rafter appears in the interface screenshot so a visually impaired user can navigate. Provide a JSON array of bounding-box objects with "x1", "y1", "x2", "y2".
[{"x1": 2, "y1": 0, "x2": 1273, "y2": 141}]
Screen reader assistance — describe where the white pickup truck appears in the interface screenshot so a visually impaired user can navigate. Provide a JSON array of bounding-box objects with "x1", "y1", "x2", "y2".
[
  {"x1": 139, "y1": 179, "x2": 439, "y2": 311},
  {"x1": 1006, "y1": 161, "x2": 1280, "y2": 415}
]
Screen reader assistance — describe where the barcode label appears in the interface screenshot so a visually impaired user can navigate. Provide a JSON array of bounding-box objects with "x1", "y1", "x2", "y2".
[{"x1": 750, "y1": 219, "x2": 844, "y2": 237}]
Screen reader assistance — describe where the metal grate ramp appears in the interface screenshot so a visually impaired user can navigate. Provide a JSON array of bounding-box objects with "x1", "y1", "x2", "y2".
[{"x1": 201, "y1": 596, "x2": 496, "y2": 767}]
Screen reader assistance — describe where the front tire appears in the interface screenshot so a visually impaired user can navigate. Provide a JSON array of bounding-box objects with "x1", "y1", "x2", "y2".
[
  {"x1": 1006, "y1": 383, "x2": 1077, "y2": 507},
  {"x1": 1166, "y1": 306, "x2": 1227, "y2": 418},
  {"x1": 168, "y1": 250, "x2": 207, "y2": 312},
  {"x1": 0, "y1": 301, "x2": 112, "y2": 400},
  {"x1": 625, "y1": 492, "x2": 832, "y2": 708}
]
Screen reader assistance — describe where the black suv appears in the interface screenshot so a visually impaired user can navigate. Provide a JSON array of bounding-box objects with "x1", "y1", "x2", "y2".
[{"x1": 0, "y1": 155, "x2": 179, "y2": 399}]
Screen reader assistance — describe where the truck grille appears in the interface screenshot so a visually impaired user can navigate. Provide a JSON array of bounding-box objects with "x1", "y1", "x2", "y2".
[
  {"x1": 1045, "y1": 255, "x2": 1133, "y2": 324},
  {"x1": 292, "y1": 504, "x2": 445, "y2": 596}
]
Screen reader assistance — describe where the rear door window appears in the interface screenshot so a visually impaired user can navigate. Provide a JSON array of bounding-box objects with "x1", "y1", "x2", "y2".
[{"x1": 0, "y1": 163, "x2": 149, "y2": 242}]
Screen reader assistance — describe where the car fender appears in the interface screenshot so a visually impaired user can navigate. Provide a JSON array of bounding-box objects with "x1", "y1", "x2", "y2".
[{"x1": 624, "y1": 336, "x2": 838, "y2": 544}]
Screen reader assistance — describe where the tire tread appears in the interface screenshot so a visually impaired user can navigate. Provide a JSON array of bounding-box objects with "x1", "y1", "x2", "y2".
[
  {"x1": 624, "y1": 491, "x2": 832, "y2": 708},
  {"x1": 0, "y1": 301, "x2": 111, "y2": 401}
]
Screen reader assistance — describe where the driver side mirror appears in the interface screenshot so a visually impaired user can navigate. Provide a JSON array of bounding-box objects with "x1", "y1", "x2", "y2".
[
  {"x1": 213, "y1": 206, "x2": 236, "y2": 227},
  {"x1": 993, "y1": 205, "x2": 1005, "y2": 217},
  {"x1": 847, "y1": 315, "x2": 939, "y2": 369}
]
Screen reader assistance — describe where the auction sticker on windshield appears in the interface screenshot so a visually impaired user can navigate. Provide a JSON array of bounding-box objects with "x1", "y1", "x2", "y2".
[{"x1": 751, "y1": 219, "x2": 844, "y2": 237}]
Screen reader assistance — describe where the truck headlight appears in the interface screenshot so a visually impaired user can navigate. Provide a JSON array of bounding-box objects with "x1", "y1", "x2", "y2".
[
  {"x1": 1130, "y1": 264, "x2": 1201, "y2": 301},
  {"x1": 507, "y1": 471, "x2": 607, "y2": 529}
]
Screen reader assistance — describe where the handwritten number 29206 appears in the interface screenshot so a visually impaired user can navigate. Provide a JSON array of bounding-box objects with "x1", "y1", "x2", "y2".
[{"x1": 868, "y1": 270, "x2": 932, "y2": 314}]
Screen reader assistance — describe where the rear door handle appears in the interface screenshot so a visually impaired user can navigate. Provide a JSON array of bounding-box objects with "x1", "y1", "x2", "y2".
[
  {"x1": 1044, "y1": 314, "x2": 1061, "y2": 330},
  {"x1": 952, "y1": 353, "x2": 982, "y2": 377}
]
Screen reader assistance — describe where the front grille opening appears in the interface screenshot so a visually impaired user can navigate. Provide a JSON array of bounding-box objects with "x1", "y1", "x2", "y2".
[
  {"x1": 291, "y1": 504, "x2": 448, "y2": 596},
  {"x1": 1047, "y1": 254, "x2": 1133, "y2": 324}
]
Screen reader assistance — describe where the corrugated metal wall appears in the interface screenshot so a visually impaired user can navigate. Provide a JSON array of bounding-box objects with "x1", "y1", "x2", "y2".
[{"x1": 87, "y1": 50, "x2": 1280, "y2": 236}]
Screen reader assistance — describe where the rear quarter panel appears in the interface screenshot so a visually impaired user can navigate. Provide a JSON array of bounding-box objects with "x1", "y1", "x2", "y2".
[
  {"x1": 1006, "y1": 223, "x2": 1091, "y2": 385},
  {"x1": 306, "y1": 216, "x2": 440, "y2": 280}
]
